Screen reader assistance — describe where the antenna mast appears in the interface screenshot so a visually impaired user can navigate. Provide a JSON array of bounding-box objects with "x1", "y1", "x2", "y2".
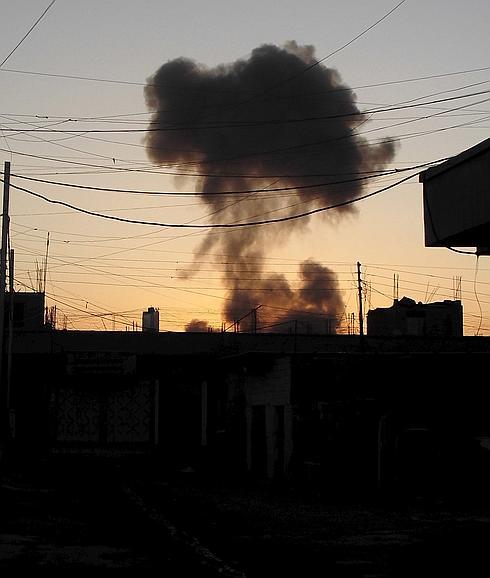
[
  {"x1": 453, "y1": 276, "x2": 462, "y2": 300},
  {"x1": 357, "y1": 262, "x2": 364, "y2": 337},
  {"x1": 43, "y1": 232, "x2": 50, "y2": 294}
]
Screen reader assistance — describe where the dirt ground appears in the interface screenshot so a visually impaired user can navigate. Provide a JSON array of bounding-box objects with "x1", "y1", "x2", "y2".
[
  {"x1": 0, "y1": 457, "x2": 222, "y2": 574},
  {"x1": 130, "y1": 467, "x2": 490, "y2": 577},
  {"x1": 2, "y1": 455, "x2": 490, "y2": 576}
]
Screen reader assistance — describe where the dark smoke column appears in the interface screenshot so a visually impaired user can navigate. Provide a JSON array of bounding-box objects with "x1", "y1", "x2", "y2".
[{"x1": 145, "y1": 42, "x2": 396, "y2": 333}]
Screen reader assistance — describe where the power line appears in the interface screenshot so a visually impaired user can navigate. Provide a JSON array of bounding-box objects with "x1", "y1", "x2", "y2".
[
  {"x1": 16, "y1": 245, "x2": 350, "y2": 324},
  {"x1": 5, "y1": 171, "x2": 420, "y2": 228},
  {"x1": 14, "y1": 236, "x2": 490, "y2": 272},
  {"x1": 2, "y1": 106, "x2": 489, "y2": 128},
  {"x1": 14, "y1": 278, "x2": 137, "y2": 330},
  {"x1": 0, "y1": 63, "x2": 488, "y2": 91},
  {"x1": 310, "y1": 1, "x2": 408, "y2": 66},
  {"x1": 2, "y1": 89, "x2": 489, "y2": 133},
  {"x1": 0, "y1": 1, "x2": 56, "y2": 68},
  {"x1": 9, "y1": 159, "x2": 439, "y2": 196},
  {"x1": 212, "y1": 0, "x2": 409, "y2": 113},
  {"x1": 1, "y1": 0, "x2": 408, "y2": 127},
  {"x1": 14, "y1": 240, "x2": 490, "y2": 332},
  {"x1": 0, "y1": 104, "x2": 487, "y2": 176},
  {"x1": 13, "y1": 250, "x2": 490, "y2": 288},
  {"x1": 9, "y1": 164, "x2": 423, "y2": 185}
]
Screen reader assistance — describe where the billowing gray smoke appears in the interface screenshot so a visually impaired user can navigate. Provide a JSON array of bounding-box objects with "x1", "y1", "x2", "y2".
[
  {"x1": 185, "y1": 319, "x2": 211, "y2": 333},
  {"x1": 145, "y1": 41, "x2": 396, "y2": 333}
]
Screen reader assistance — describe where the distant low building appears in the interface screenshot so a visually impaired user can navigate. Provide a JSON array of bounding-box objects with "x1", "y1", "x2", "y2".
[
  {"x1": 367, "y1": 296, "x2": 463, "y2": 337},
  {"x1": 4, "y1": 291, "x2": 45, "y2": 331}
]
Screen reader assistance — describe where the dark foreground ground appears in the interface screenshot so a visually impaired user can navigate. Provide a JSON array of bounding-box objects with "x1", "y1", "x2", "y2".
[{"x1": 2, "y1": 454, "x2": 490, "y2": 576}]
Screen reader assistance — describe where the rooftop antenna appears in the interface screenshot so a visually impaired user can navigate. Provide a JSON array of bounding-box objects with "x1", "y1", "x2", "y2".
[
  {"x1": 366, "y1": 280, "x2": 372, "y2": 311},
  {"x1": 35, "y1": 260, "x2": 43, "y2": 292},
  {"x1": 428, "y1": 284, "x2": 440, "y2": 302},
  {"x1": 43, "y1": 232, "x2": 50, "y2": 294},
  {"x1": 357, "y1": 262, "x2": 364, "y2": 337},
  {"x1": 453, "y1": 275, "x2": 462, "y2": 300},
  {"x1": 27, "y1": 270, "x2": 34, "y2": 291}
]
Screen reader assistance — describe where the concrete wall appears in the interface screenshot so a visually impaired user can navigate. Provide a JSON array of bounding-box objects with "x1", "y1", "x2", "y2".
[
  {"x1": 5, "y1": 292, "x2": 45, "y2": 331},
  {"x1": 244, "y1": 357, "x2": 293, "y2": 479}
]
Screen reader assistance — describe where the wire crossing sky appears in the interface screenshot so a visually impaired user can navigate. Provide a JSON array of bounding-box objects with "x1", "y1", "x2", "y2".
[
  {"x1": 0, "y1": 0, "x2": 489, "y2": 334},
  {"x1": 0, "y1": 1, "x2": 56, "y2": 68}
]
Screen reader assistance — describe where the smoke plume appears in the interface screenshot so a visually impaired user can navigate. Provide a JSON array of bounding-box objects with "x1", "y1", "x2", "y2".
[
  {"x1": 145, "y1": 42, "x2": 396, "y2": 333},
  {"x1": 185, "y1": 319, "x2": 212, "y2": 332}
]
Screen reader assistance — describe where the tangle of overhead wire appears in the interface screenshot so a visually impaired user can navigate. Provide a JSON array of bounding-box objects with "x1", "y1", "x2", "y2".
[{"x1": 1, "y1": 171, "x2": 421, "y2": 229}]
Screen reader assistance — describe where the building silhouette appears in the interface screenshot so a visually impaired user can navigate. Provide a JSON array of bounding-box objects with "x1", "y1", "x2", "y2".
[
  {"x1": 142, "y1": 307, "x2": 159, "y2": 332},
  {"x1": 367, "y1": 297, "x2": 463, "y2": 337}
]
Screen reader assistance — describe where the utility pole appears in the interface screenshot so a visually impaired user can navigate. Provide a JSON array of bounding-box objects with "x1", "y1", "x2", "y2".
[
  {"x1": 0, "y1": 162, "x2": 10, "y2": 397},
  {"x1": 7, "y1": 249, "x2": 14, "y2": 439},
  {"x1": 251, "y1": 305, "x2": 261, "y2": 333},
  {"x1": 357, "y1": 261, "x2": 364, "y2": 338}
]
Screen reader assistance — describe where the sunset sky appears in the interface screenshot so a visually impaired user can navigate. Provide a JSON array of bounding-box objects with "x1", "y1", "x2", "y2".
[{"x1": 0, "y1": 0, "x2": 489, "y2": 334}]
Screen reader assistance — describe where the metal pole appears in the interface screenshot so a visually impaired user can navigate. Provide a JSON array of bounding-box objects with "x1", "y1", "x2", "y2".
[
  {"x1": 7, "y1": 249, "x2": 14, "y2": 438},
  {"x1": 0, "y1": 162, "x2": 10, "y2": 401}
]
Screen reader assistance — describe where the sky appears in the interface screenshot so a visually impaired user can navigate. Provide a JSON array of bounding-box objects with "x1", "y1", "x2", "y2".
[{"x1": 0, "y1": 0, "x2": 489, "y2": 335}]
